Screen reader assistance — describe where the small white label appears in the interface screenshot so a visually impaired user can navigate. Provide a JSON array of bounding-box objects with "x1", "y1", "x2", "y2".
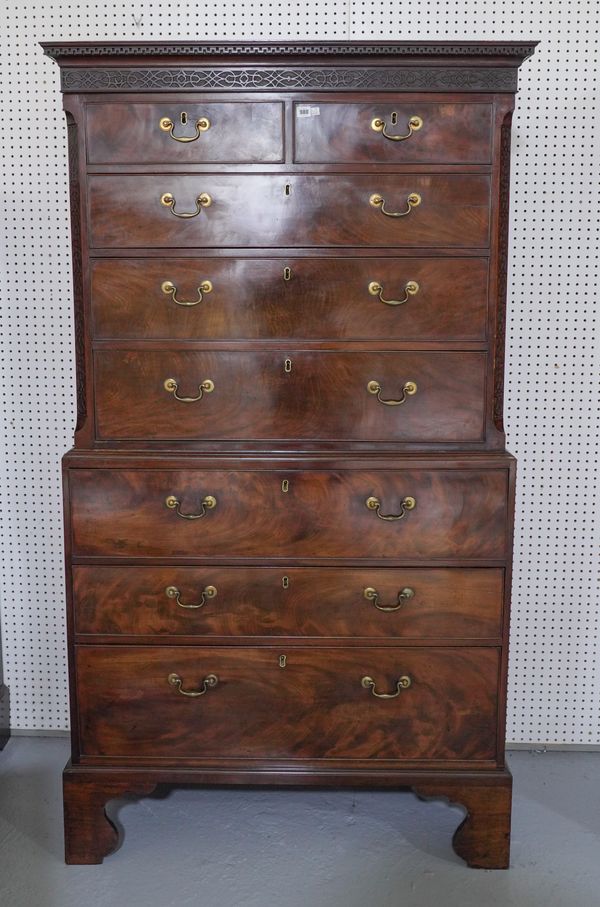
[{"x1": 297, "y1": 105, "x2": 320, "y2": 118}]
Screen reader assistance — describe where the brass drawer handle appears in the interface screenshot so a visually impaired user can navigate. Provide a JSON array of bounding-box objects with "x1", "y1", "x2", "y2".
[
  {"x1": 367, "y1": 380, "x2": 417, "y2": 406},
  {"x1": 371, "y1": 114, "x2": 423, "y2": 142},
  {"x1": 165, "y1": 584, "x2": 217, "y2": 609},
  {"x1": 363, "y1": 586, "x2": 415, "y2": 612},
  {"x1": 369, "y1": 192, "x2": 421, "y2": 218},
  {"x1": 160, "y1": 192, "x2": 212, "y2": 218},
  {"x1": 165, "y1": 494, "x2": 217, "y2": 520},
  {"x1": 365, "y1": 495, "x2": 416, "y2": 521},
  {"x1": 361, "y1": 675, "x2": 412, "y2": 698},
  {"x1": 168, "y1": 672, "x2": 218, "y2": 697},
  {"x1": 159, "y1": 115, "x2": 210, "y2": 143},
  {"x1": 161, "y1": 279, "x2": 213, "y2": 307},
  {"x1": 164, "y1": 377, "x2": 214, "y2": 402},
  {"x1": 368, "y1": 280, "x2": 419, "y2": 306}
]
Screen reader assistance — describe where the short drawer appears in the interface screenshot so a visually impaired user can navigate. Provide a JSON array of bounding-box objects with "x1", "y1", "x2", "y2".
[
  {"x1": 91, "y1": 257, "x2": 489, "y2": 342},
  {"x1": 68, "y1": 467, "x2": 509, "y2": 560},
  {"x1": 94, "y1": 350, "x2": 486, "y2": 443},
  {"x1": 294, "y1": 101, "x2": 492, "y2": 164},
  {"x1": 88, "y1": 174, "x2": 490, "y2": 249},
  {"x1": 72, "y1": 566, "x2": 504, "y2": 639},
  {"x1": 76, "y1": 645, "x2": 499, "y2": 761},
  {"x1": 86, "y1": 101, "x2": 284, "y2": 164}
]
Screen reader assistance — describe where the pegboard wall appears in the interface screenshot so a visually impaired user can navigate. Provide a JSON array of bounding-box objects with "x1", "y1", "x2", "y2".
[{"x1": 0, "y1": 1, "x2": 598, "y2": 745}]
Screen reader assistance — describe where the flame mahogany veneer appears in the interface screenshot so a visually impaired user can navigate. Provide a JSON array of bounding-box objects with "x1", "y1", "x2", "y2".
[{"x1": 44, "y1": 39, "x2": 536, "y2": 868}]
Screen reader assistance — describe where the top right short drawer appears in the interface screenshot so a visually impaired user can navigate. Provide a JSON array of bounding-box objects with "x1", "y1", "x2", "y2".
[{"x1": 294, "y1": 101, "x2": 493, "y2": 164}]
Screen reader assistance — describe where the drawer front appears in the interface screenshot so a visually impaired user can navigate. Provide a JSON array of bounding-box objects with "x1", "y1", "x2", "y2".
[
  {"x1": 86, "y1": 101, "x2": 284, "y2": 164},
  {"x1": 88, "y1": 174, "x2": 491, "y2": 249},
  {"x1": 73, "y1": 566, "x2": 504, "y2": 639},
  {"x1": 69, "y1": 467, "x2": 508, "y2": 560},
  {"x1": 76, "y1": 645, "x2": 499, "y2": 760},
  {"x1": 91, "y1": 257, "x2": 489, "y2": 342},
  {"x1": 294, "y1": 101, "x2": 492, "y2": 164},
  {"x1": 94, "y1": 351, "x2": 486, "y2": 443}
]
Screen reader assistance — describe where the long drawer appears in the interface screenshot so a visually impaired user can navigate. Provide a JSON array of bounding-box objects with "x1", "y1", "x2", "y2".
[
  {"x1": 93, "y1": 351, "x2": 486, "y2": 443},
  {"x1": 88, "y1": 174, "x2": 491, "y2": 249},
  {"x1": 76, "y1": 645, "x2": 500, "y2": 761},
  {"x1": 90, "y1": 257, "x2": 490, "y2": 342},
  {"x1": 293, "y1": 101, "x2": 493, "y2": 164},
  {"x1": 86, "y1": 101, "x2": 284, "y2": 164},
  {"x1": 72, "y1": 566, "x2": 504, "y2": 639},
  {"x1": 68, "y1": 467, "x2": 508, "y2": 560}
]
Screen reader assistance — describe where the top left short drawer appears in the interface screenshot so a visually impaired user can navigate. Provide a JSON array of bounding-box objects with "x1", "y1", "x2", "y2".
[{"x1": 85, "y1": 101, "x2": 285, "y2": 164}]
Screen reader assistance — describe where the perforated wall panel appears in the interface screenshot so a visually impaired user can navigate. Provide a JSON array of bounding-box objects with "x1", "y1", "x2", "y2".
[{"x1": 0, "y1": 2, "x2": 598, "y2": 744}]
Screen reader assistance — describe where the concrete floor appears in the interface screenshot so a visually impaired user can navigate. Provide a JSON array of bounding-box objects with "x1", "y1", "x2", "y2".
[{"x1": 0, "y1": 739, "x2": 599, "y2": 907}]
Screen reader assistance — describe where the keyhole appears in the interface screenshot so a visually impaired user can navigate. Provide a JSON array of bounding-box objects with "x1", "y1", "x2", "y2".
[
  {"x1": 284, "y1": 183, "x2": 291, "y2": 197},
  {"x1": 281, "y1": 479, "x2": 289, "y2": 493},
  {"x1": 180, "y1": 111, "x2": 188, "y2": 125},
  {"x1": 283, "y1": 266, "x2": 292, "y2": 281},
  {"x1": 282, "y1": 576, "x2": 289, "y2": 589},
  {"x1": 284, "y1": 358, "x2": 292, "y2": 373},
  {"x1": 391, "y1": 111, "x2": 398, "y2": 125},
  {"x1": 279, "y1": 655, "x2": 287, "y2": 668}
]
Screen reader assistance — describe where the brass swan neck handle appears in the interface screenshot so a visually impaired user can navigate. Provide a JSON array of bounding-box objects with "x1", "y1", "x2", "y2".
[
  {"x1": 159, "y1": 114, "x2": 210, "y2": 143},
  {"x1": 161, "y1": 279, "x2": 213, "y2": 307},
  {"x1": 368, "y1": 280, "x2": 419, "y2": 306},
  {"x1": 365, "y1": 495, "x2": 416, "y2": 521},
  {"x1": 363, "y1": 586, "x2": 415, "y2": 612},
  {"x1": 168, "y1": 673, "x2": 218, "y2": 697},
  {"x1": 165, "y1": 494, "x2": 217, "y2": 520},
  {"x1": 369, "y1": 192, "x2": 421, "y2": 218},
  {"x1": 371, "y1": 114, "x2": 423, "y2": 142},
  {"x1": 361, "y1": 675, "x2": 412, "y2": 698}
]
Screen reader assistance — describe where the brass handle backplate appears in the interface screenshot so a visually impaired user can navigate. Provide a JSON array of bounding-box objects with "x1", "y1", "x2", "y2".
[
  {"x1": 164, "y1": 377, "x2": 214, "y2": 402},
  {"x1": 161, "y1": 279, "x2": 213, "y2": 306},
  {"x1": 367, "y1": 379, "x2": 417, "y2": 406},
  {"x1": 165, "y1": 584, "x2": 217, "y2": 609},
  {"x1": 363, "y1": 586, "x2": 415, "y2": 612},
  {"x1": 159, "y1": 115, "x2": 210, "y2": 142},
  {"x1": 368, "y1": 280, "x2": 420, "y2": 306},
  {"x1": 160, "y1": 192, "x2": 212, "y2": 218},
  {"x1": 361, "y1": 675, "x2": 412, "y2": 698},
  {"x1": 165, "y1": 494, "x2": 217, "y2": 520},
  {"x1": 369, "y1": 192, "x2": 421, "y2": 218},
  {"x1": 168, "y1": 672, "x2": 218, "y2": 697},
  {"x1": 371, "y1": 114, "x2": 423, "y2": 141},
  {"x1": 365, "y1": 495, "x2": 416, "y2": 521}
]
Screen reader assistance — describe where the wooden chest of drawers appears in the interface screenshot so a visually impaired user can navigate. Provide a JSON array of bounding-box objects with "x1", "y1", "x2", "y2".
[{"x1": 44, "y1": 39, "x2": 536, "y2": 868}]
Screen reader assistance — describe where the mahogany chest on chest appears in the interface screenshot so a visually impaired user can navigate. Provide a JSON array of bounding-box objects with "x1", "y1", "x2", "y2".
[{"x1": 43, "y1": 39, "x2": 536, "y2": 867}]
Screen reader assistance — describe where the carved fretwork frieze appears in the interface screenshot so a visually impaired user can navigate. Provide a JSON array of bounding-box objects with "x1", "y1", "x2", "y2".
[{"x1": 60, "y1": 65, "x2": 519, "y2": 93}]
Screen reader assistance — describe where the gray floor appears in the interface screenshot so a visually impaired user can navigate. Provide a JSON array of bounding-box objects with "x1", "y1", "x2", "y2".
[{"x1": 0, "y1": 739, "x2": 599, "y2": 907}]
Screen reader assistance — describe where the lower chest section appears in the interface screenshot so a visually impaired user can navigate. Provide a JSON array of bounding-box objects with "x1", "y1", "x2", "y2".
[{"x1": 75, "y1": 644, "x2": 500, "y2": 764}]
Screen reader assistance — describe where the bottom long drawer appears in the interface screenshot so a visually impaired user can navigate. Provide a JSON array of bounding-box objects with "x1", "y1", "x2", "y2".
[{"x1": 76, "y1": 645, "x2": 499, "y2": 762}]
